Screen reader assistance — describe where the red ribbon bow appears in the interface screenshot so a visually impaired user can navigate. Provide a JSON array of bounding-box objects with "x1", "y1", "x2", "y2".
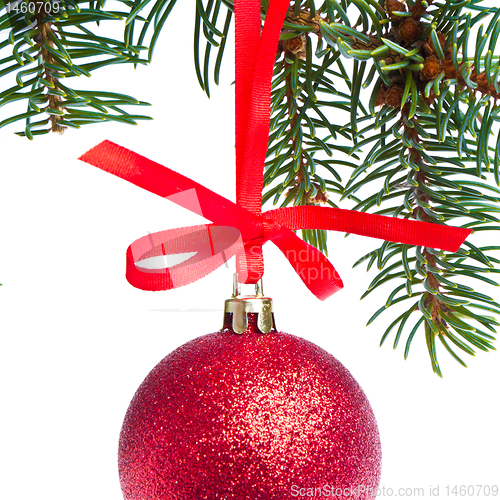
[
  {"x1": 79, "y1": 0, "x2": 471, "y2": 300},
  {"x1": 80, "y1": 140, "x2": 470, "y2": 300}
]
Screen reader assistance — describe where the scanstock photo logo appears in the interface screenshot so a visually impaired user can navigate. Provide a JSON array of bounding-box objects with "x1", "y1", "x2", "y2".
[{"x1": 290, "y1": 484, "x2": 500, "y2": 498}]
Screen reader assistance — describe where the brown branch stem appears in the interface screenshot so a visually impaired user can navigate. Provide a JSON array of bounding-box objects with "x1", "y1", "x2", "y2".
[{"x1": 34, "y1": 1, "x2": 65, "y2": 133}]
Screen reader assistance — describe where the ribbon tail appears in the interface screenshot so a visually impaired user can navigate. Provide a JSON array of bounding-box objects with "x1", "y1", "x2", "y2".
[
  {"x1": 267, "y1": 206, "x2": 471, "y2": 253},
  {"x1": 270, "y1": 227, "x2": 343, "y2": 301},
  {"x1": 79, "y1": 141, "x2": 261, "y2": 234}
]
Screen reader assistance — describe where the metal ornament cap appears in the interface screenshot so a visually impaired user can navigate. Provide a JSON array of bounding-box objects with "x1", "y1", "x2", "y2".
[{"x1": 223, "y1": 274, "x2": 274, "y2": 334}]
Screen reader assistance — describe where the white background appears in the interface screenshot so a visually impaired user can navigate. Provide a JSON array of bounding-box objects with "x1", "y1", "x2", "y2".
[{"x1": 1, "y1": 3, "x2": 499, "y2": 499}]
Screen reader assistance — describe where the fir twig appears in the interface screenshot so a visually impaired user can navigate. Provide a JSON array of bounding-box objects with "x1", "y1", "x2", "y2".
[{"x1": 0, "y1": 0, "x2": 151, "y2": 137}]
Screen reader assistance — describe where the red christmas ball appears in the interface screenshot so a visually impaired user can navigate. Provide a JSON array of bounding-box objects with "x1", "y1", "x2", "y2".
[{"x1": 119, "y1": 314, "x2": 381, "y2": 499}]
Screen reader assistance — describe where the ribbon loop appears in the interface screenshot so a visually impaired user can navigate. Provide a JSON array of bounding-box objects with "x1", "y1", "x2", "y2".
[{"x1": 127, "y1": 224, "x2": 243, "y2": 291}]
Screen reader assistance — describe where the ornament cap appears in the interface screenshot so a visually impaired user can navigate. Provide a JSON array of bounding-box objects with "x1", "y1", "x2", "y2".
[{"x1": 224, "y1": 274, "x2": 274, "y2": 334}]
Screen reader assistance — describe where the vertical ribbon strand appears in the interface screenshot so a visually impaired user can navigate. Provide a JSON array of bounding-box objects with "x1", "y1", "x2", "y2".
[{"x1": 234, "y1": 0, "x2": 290, "y2": 284}]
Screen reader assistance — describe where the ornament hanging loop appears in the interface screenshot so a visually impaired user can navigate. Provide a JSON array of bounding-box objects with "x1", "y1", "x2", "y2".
[
  {"x1": 232, "y1": 273, "x2": 264, "y2": 298},
  {"x1": 225, "y1": 273, "x2": 274, "y2": 334}
]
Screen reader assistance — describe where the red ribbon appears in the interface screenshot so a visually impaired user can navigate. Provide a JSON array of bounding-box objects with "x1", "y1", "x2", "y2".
[
  {"x1": 80, "y1": 140, "x2": 470, "y2": 300},
  {"x1": 79, "y1": 0, "x2": 471, "y2": 300}
]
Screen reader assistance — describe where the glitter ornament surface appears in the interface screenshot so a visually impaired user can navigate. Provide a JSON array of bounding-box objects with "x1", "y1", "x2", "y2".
[{"x1": 119, "y1": 315, "x2": 381, "y2": 499}]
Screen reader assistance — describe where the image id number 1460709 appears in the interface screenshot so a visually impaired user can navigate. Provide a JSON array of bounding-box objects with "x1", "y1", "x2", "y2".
[
  {"x1": 445, "y1": 485, "x2": 498, "y2": 496},
  {"x1": 7, "y1": 1, "x2": 61, "y2": 15}
]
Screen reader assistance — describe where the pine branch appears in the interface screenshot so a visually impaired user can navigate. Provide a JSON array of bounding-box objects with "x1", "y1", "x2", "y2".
[
  {"x1": 0, "y1": 0, "x2": 151, "y2": 137},
  {"x1": 265, "y1": 29, "x2": 343, "y2": 255},
  {"x1": 318, "y1": 0, "x2": 500, "y2": 374}
]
